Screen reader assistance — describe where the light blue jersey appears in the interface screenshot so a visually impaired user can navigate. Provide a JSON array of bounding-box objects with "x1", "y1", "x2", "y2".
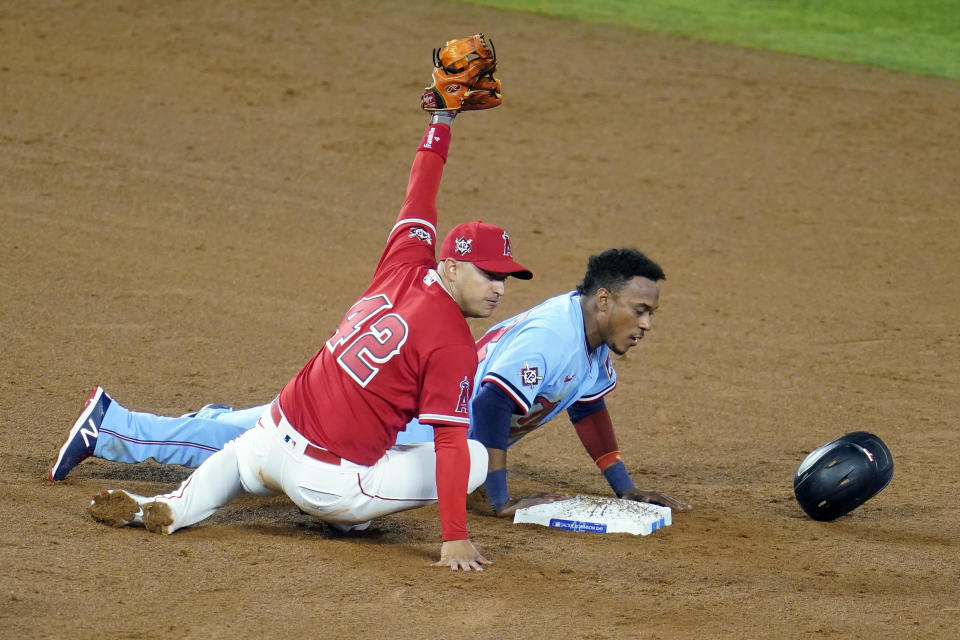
[
  {"x1": 471, "y1": 291, "x2": 616, "y2": 447},
  {"x1": 89, "y1": 292, "x2": 616, "y2": 466}
]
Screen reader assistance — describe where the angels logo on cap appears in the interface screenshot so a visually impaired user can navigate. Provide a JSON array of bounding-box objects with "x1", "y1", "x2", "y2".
[{"x1": 439, "y1": 220, "x2": 534, "y2": 280}]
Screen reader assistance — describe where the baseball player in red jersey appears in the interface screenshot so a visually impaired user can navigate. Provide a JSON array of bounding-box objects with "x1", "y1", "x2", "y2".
[{"x1": 88, "y1": 44, "x2": 531, "y2": 571}]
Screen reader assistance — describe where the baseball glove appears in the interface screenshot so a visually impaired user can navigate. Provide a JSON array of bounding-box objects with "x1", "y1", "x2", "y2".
[{"x1": 421, "y1": 33, "x2": 501, "y2": 112}]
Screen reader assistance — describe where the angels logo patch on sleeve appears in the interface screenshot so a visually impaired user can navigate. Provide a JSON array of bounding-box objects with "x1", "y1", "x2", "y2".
[
  {"x1": 519, "y1": 362, "x2": 543, "y2": 388},
  {"x1": 455, "y1": 376, "x2": 470, "y2": 414}
]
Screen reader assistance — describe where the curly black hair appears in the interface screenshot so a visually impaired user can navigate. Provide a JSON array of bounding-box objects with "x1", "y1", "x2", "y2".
[{"x1": 575, "y1": 248, "x2": 665, "y2": 296}]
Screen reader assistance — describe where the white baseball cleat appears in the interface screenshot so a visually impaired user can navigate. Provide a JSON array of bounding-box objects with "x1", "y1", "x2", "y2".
[
  {"x1": 88, "y1": 489, "x2": 146, "y2": 527},
  {"x1": 89, "y1": 489, "x2": 176, "y2": 534}
]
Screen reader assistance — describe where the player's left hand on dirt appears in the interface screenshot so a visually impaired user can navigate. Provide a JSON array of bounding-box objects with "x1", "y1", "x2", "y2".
[
  {"x1": 431, "y1": 539, "x2": 492, "y2": 572},
  {"x1": 495, "y1": 492, "x2": 573, "y2": 517},
  {"x1": 421, "y1": 33, "x2": 501, "y2": 111},
  {"x1": 621, "y1": 487, "x2": 692, "y2": 511}
]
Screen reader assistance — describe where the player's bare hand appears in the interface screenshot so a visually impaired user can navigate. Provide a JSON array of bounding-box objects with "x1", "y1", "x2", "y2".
[
  {"x1": 431, "y1": 539, "x2": 492, "y2": 572},
  {"x1": 495, "y1": 492, "x2": 573, "y2": 518},
  {"x1": 621, "y1": 487, "x2": 692, "y2": 511}
]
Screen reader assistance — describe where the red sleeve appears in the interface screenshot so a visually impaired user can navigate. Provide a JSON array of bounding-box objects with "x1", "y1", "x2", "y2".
[
  {"x1": 373, "y1": 123, "x2": 452, "y2": 274},
  {"x1": 417, "y1": 344, "x2": 475, "y2": 427},
  {"x1": 573, "y1": 407, "x2": 623, "y2": 471},
  {"x1": 398, "y1": 123, "x2": 450, "y2": 223},
  {"x1": 433, "y1": 425, "x2": 470, "y2": 541}
]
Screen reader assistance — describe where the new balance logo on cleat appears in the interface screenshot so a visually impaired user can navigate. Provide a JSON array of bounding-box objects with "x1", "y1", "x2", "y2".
[
  {"x1": 79, "y1": 418, "x2": 99, "y2": 448},
  {"x1": 48, "y1": 386, "x2": 112, "y2": 481}
]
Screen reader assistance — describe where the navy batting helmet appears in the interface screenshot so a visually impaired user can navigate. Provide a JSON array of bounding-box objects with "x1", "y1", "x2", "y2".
[{"x1": 793, "y1": 431, "x2": 893, "y2": 521}]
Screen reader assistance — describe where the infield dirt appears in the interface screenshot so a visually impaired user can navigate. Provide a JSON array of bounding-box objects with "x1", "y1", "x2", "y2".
[{"x1": 2, "y1": 1, "x2": 958, "y2": 638}]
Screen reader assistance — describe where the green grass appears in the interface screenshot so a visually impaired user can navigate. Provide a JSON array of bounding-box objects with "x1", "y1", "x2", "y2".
[{"x1": 457, "y1": 0, "x2": 960, "y2": 79}]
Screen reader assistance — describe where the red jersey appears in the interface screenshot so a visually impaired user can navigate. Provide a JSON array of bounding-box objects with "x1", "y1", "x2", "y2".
[{"x1": 278, "y1": 124, "x2": 475, "y2": 468}]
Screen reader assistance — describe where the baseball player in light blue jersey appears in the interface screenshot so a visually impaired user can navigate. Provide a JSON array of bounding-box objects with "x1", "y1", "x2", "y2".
[
  {"x1": 465, "y1": 248, "x2": 690, "y2": 515},
  {"x1": 51, "y1": 249, "x2": 691, "y2": 516}
]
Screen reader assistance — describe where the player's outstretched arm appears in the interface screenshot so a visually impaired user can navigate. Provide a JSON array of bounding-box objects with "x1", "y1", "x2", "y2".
[
  {"x1": 572, "y1": 405, "x2": 692, "y2": 510},
  {"x1": 470, "y1": 385, "x2": 573, "y2": 516},
  {"x1": 431, "y1": 421, "x2": 492, "y2": 570},
  {"x1": 431, "y1": 539, "x2": 492, "y2": 571}
]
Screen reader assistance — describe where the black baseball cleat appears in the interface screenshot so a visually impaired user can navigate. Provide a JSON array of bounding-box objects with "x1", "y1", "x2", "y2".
[{"x1": 49, "y1": 386, "x2": 112, "y2": 481}]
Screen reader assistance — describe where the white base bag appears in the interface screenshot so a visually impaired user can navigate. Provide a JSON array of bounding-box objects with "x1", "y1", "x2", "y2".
[{"x1": 513, "y1": 495, "x2": 672, "y2": 535}]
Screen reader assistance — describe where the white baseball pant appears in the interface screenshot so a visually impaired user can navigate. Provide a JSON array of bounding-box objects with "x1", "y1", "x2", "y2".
[{"x1": 151, "y1": 399, "x2": 488, "y2": 533}]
